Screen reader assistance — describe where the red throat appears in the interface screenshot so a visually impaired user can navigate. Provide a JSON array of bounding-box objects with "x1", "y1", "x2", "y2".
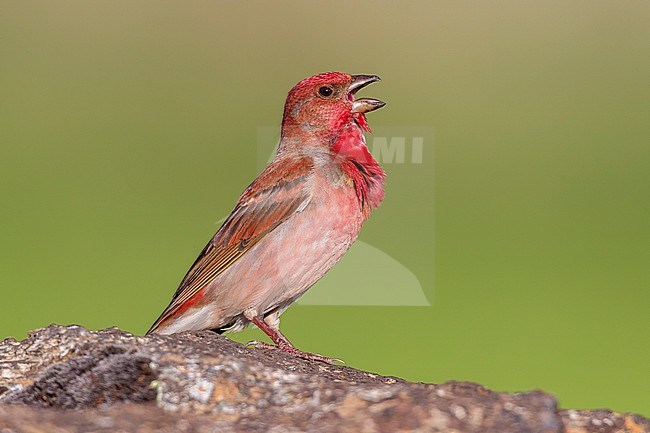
[
  {"x1": 331, "y1": 123, "x2": 386, "y2": 214},
  {"x1": 353, "y1": 112, "x2": 372, "y2": 133}
]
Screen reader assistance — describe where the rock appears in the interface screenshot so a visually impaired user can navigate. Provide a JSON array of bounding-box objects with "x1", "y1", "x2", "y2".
[
  {"x1": 0, "y1": 325, "x2": 647, "y2": 432},
  {"x1": 560, "y1": 410, "x2": 649, "y2": 433}
]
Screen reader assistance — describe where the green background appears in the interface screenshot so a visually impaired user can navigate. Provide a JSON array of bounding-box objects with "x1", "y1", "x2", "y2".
[{"x1": 1, "y1": 1, "x2": 648, "y2": 416}]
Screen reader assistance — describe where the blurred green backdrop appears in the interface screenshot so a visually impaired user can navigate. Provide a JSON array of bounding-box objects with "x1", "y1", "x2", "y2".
[{"x1": 1, "y1": 1, "x2": 648, "y2": 416}]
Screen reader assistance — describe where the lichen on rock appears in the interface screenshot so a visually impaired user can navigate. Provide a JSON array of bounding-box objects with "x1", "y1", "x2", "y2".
[{"x1": 0, "y1": 325, "x2": 647, "y2": 432}]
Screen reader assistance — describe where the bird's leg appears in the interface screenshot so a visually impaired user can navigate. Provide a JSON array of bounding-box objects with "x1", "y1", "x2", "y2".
[{"x1": 248, "y1": 316, "x2": 341, "y2": 364}]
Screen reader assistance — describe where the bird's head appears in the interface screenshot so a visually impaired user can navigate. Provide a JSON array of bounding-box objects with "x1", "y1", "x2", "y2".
[{"x1": 280, "y1": 72, "x2": 385, "y2": 145}]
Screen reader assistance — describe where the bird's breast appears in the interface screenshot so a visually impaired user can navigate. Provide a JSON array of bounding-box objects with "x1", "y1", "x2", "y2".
[{"x1": 198, "y1": 162, "x2": 366, "y2": 326}]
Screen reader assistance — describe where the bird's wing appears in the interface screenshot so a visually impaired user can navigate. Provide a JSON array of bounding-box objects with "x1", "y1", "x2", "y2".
[{"x1": 147, "y1": 155, "x2": 314, "y2": 334}]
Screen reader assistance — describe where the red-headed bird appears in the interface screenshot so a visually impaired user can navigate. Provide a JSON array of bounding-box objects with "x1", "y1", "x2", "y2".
[{"x1": 147, "y1": 72, "x2": 386, "y2": 363}]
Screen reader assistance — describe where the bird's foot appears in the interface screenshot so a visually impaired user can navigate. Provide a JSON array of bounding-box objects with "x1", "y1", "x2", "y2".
[{"x1": 246, "y1": 340, "x2": 343, "y2": 364}]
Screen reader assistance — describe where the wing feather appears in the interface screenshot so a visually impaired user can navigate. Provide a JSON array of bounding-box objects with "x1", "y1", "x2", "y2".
[{"x1": 147, "y1": 155, "x2": 313, "y2": 333}]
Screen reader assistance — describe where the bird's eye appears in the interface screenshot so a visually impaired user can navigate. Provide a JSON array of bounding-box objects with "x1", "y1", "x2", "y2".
[{"x1": 317, "y1": 86, "x2": 334, "y2": 98}]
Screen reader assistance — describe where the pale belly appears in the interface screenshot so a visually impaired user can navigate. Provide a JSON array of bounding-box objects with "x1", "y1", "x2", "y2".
[{"x1": 159, "y1": 168, "x2": 364, "y2": 334}]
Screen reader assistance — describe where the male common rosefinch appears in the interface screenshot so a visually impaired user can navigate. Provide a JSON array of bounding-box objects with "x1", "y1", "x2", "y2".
[{"x1": 147, "y1": 72, "x2": 386, "y2": 363}]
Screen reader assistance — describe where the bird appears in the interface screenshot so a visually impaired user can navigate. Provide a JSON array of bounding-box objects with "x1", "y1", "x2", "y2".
[{"x1": 147, "y1": 72, "x2": 386, "y2": 363}]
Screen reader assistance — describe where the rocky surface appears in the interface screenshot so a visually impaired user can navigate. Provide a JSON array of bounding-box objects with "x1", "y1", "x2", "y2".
[{"x1": 0, "y1": 325, "x2": 647, "y2": 432}]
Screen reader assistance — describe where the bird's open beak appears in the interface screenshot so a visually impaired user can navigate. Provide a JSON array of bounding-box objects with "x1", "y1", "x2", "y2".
[
  {"x1": 348, "y1": 75, "x2": 381, "y2": 93},
  {"x1": 349, "y1": 75, "x2": 385, "y2": 114}
]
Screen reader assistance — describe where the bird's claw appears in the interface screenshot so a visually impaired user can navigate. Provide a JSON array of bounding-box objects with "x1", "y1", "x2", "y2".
[
  {"x1": 246, "y1": 340, "x2": 343, "y2": 364},
  {"x1": 279, "y1": 346, "x2": 344, "y2": 365}
]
